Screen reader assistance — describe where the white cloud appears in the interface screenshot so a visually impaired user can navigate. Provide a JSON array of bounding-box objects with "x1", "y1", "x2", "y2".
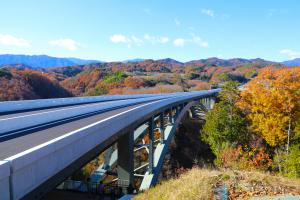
[
  {"x1": 174, "y1": 18, "x2": 181, "y2": 26},
  {"x1": 173, "y1": 38, "x2": 186, "y2": 47},
  {"x1": 49, "y1": 38, "x2": 80, "y2": 51},
  {"x1": 144, "y1": 34, "x2": 156, "y2": 43},
  {"x1": 110, "y1": 34, "x2": 129, "y2": 43},
  {"x1": 173, "y1": 34, "x2": 209, "y2": 48},
  {"x1": 190, "y1": 33, "x2": 209, "y2": 48},
  {"x1": 130, "y1": 36, "x2": 143, "y2": 46},
  {"x1": 110, "y1": 33, "x2": 208, "y2": 48},
  {"x1": 144, "y1": 34, "x2": 169, "y2": 44},
  {"x1": 110, "y1": 34, "x2": 144, "y2": 47},
  {"x1": 0, "y1": 34, "x2": 30, "y2": 47},
  {"x1": 280, "y1": 49, "x2": 300, "y2": 59},
  {"x1": 110, "y1": 34, "x2": 169, "y2": 46},
  {"x1": 201, "y1": 9, "x2": 215, "y2": 18}
]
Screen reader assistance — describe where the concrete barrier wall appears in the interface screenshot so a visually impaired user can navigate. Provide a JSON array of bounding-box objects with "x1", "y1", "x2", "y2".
[
  {"x1": 2, "y1": 90, "x2": 219, "y2": 199},
  {"x1": 0, "y1": 161, "x2": 10, "y2": 200}
]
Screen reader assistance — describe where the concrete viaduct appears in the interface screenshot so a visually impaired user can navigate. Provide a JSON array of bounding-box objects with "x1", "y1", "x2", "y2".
[{"x1": 0, "y1": 89, "x2": 219, "y2": 200}]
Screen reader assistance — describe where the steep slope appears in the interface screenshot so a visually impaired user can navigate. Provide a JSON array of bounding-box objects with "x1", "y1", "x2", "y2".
[
  {"x1": 134, "y1": 168, "x2": 300, "y2": 200},
  {"x1": 0, "y1": 68, "x2": 72, "y2": 101}
]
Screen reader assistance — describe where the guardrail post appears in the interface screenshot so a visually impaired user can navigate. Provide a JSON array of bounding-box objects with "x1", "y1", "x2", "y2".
[
  {"x1": 148, "y1": 117, "x2": 154, "y2": 173},
  {"x1": 159, "y1": 113, "x2": 164, "y2": 143},
  {"x1": 117, "y1": 130, "x2": 134, "y2": 194}
]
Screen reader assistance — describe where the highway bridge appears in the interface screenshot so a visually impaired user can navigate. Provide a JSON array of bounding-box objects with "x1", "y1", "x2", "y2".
[{"x1": 0, "y1": 89, "x2": 219, "y2": 200}]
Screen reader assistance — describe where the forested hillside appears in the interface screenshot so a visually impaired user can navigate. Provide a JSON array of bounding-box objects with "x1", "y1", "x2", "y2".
[
  {"x1": 0, "y1": 58, "x2": 288, "y2": 101},
  {"x1": 0, "y1": 68, "x2": 72, "y2": 101}
]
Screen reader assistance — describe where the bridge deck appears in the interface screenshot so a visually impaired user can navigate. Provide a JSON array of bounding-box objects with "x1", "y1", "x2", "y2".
[
  {"x1": 0, "y1": 100, "x2": 127, "y2": 120},
  {"x1": 0, "y1": 103, "x2": 148, "y2": 160}
]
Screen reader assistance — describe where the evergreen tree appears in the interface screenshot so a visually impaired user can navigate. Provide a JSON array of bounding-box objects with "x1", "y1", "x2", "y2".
[{"x1": 202, "y1": 81, "x2": 248, "y2": 157}]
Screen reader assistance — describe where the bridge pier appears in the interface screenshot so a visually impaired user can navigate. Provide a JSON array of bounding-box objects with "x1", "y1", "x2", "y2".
[
  {"x1": 148, "y1": 117, "x2": 154, "y2": 174},
  {"x1": 168, "y1": 108, "x2": 174, "y2": 125},
  {"x1": 103, "y1": 146, "x2": 114, "y2": 170},
  {"x1": 209, "y1": 97, "x2": 215, "y2": 109},
  {"x1": 159, "y1": 113, "x2": 165, "y2": 143},
  {"x1": 117, "y1": 130, "x2": 134, "y2": 194}
]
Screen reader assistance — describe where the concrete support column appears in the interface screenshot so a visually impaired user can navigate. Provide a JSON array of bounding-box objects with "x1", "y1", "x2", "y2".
[
  {"x1": 103, "y1": 146, "x2": 113, "y2": 170},
  {"x1": 175, "y1": 106, "x2": 179, "y2": 118},
  {"x1": 210, "y1": 98, "x2": 215, "y2": 109},
  {"x1": 159, "y1": 113, "x2": 165, "y2": 143},
  {"x1": 148, "y1": 117, "x2": 154, "y2": 173},
  {"x1": 117, "y1": 131, "x2": 134, "y2": 194},
  {"x1": 206, "y1": 98, "x2": 209, "y2": 109}
]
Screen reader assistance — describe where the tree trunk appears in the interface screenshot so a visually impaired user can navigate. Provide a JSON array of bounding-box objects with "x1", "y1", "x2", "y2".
[{"x1": 286, "y1": 113, "x2": 291, "y2": 154}]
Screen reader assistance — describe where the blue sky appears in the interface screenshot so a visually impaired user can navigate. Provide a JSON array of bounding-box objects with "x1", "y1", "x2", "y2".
[{"x1": 0, "y1": 0, "x2": 299, "y2": 62}]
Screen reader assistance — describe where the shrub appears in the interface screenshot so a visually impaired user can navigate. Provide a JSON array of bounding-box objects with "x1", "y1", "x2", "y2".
[
  {"x1": 103, "y1": 71, "x2": 126, "y2": 84},
  {"x1": 219, "y1": 146, "x2": 273, "y2": 171},
  {"x1": 274, "y1": 144, "x2": 300, "y2": 178}
]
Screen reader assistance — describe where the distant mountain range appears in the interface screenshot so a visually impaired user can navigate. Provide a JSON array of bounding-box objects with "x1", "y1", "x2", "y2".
[
  {"x1": 185, "y1": 57, "x2": 279, "y2": 67},
  {"x1": 122, "y1": 57, "x2": 299, "y2": 67},
  {"x1": 281, "y1": 58, "x2": 300, "y2": 66},
  {"x1": 0, "y1": 54, "x2": 299, "y2": 68},
  {"x1": 0, "y1": 54, "x2": 101, "y2": 68}
]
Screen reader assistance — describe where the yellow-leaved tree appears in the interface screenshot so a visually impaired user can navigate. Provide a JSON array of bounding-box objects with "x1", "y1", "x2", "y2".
[{"x1": 238, "y1": 67, "x2": 300, "y2": 151}]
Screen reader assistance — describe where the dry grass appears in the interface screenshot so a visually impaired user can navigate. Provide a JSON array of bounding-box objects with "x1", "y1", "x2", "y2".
[{"x1": 133, "y1": 168, "x2": 300, "y2": 200}]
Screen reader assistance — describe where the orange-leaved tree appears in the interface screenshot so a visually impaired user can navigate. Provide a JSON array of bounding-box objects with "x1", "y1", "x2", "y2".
[{"x1": 238, "y1": 67, "x2": 300, "y2": 151}]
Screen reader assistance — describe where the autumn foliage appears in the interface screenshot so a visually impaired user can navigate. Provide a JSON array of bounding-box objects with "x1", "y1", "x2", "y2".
[
  {"x1": 219, "y1": 146, "x2": 272, "y2": 171},
  {"x1": 202, "y1": 68, "x2": 300, "y2": 177},
  {"x1": 239, "y1": 67, "x2": 300, "y2": 148},
  {"x1": 0, "y1": 68, "x2": 71, "y2": 101}
]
